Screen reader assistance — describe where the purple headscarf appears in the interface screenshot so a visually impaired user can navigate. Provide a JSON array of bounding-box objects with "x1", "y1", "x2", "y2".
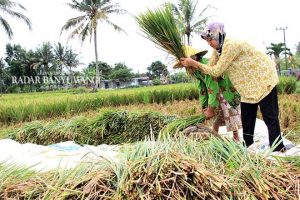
[{"x1": 201, "y1": 22, "x2": 226, "y2": 54}]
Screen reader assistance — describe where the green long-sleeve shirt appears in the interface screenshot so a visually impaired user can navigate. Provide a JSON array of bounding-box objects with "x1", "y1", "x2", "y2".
[{"x1": 193, "y1": 58, "x2": 240, "y2": 109}]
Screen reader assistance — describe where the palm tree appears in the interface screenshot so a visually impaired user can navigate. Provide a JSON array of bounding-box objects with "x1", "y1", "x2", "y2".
[
  {"x1": 171, "y1": 0, "x2": 213, "y2": 45},
  {"x1": 61, "y1": 0, "x2": 127, "y2": 89},
  {"x1": 267, "y1": 43, "x2": 291, "y2": 71},
  {"x1": 0, "y1": 0, "x2": 31, "y2": 39},
  {"x1": 65, "y1": 49, "x2": 80, "y2": 73},
  {"x1": 33, "y1": 42, "x2": 54, "y2": 75},
  {"x1": 54, "y1": 42, "x2": 68, "y2": 74},
  {"x1": 65, "y1": 49, "x2": 81, "y2": 86}
]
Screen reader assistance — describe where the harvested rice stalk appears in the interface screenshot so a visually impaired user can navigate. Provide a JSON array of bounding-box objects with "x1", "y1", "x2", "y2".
[
  {"x1": 239, "y1": 164, "x2": 300, "y2": 200},
  {"x1": 2, "y1": 176, "x2": 48, "y2": 199},
  {"x1": 209, "y1": 138, "x2": 300, "y2": 199},
  {"x1": 136, "y1": 5, "x2": 186, "y2": 65},
  {"x1": 8, "y1": 111, "x2": 172, "y2": 145},
  {"x1": 118, "y1": 152, "x2": 231, "y2": 199},
  {"x1": 68, "y1": 169, "x2": 117, "y2": 200},
  {"x1": 161, "y1": 114, "x2": 209, "y2": 137}
]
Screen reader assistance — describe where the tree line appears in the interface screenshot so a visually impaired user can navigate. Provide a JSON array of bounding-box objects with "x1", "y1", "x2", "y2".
[{"x1": 2, "y1": 0, "x2": 298, "y2": 93}]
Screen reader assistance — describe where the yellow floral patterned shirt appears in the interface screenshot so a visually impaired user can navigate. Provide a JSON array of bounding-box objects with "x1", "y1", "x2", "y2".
[{"x1": 198, "y1": 38, "x2": 279, "y2": 103}]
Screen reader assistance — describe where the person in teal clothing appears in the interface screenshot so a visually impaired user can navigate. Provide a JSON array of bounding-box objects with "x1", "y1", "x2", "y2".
[{"x1": 184, "y1": 46, "x2": 242, "y2": 141}]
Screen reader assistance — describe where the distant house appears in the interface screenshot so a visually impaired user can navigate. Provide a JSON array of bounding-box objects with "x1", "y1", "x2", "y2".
[{"x1": 99, "y1": 77, "x2": 151, "y2": 89}]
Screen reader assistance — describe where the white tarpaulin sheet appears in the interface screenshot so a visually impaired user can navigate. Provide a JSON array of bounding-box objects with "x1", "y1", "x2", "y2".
[
  {"x1": 0, "y1": 140, "x2": 119, "y2": 172},
  {"x1": 219, "y1": 119, "x2": 300, "y2": 157},
  {"x1": 0, "y1": 119, "x2": 299, "y2": 172}
]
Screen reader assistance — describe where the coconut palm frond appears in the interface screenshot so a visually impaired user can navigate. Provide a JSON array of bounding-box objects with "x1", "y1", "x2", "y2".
[
  {"x1": 61, "y1": 15, "x2": 87, "y2": 34},
  {"x1": 66, "y1": 0, "x2": 85, "y2": 12},
  {"x1": 67, "y1": 22, "x2": 86, "y2": 41},
  {"x1": 197, "y1": 4, "x2": 215, "y2": 19},
  {"x1": 1, "y1": 9, "x2": 31, "y2": 29},
  {"x1": 0, "y1": 0, "x2": 31, "y2": 39},
  {"x1": 105, "y1": 19, "x2": 126, "y2": 34},
  {"x1": 191, "y1": 17, "x2": 209, "y2": 33},
  {"x1": 0, "y1": 16, "x2": 13, "y2": 38},
  {"x1": 136, "y1": 6, "x2": 186, "y2": 60},
  {"x1": 80, "y1": 23, "x2": 91, "y2": 42},
  {"x1": 106, "y1": 8, "x2": 127, "y2": 15}
]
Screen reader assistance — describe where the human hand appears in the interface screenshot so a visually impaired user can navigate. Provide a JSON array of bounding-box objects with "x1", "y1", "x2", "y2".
[
  {"x1": 180, "y1": 57, "x2": 198, "y2": 68},
  {"x1": 203, "y1": 106, "x2": 215, "y2": 119}
]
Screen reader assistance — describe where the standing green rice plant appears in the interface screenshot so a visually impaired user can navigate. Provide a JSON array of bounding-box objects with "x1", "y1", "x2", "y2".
[{"x1": 277, "y1": 76, "x2": 297, "y2": 94}]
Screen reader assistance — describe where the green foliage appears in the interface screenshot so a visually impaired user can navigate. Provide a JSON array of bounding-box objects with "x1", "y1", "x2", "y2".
[
  {"x1": 34, "y1": 42, "x2": 55, "y2": 74},
  {"x1": 83, "y1": 61, "x2": 112, "y2": 79},
  {"x1": 277, "y1": 76, "x2": 297, "y2": 94},
  {"x1": 170, "y1": 71, "x2": 191, "y2": 83},
  {"x1": 152, "y1": 78, "x2": 161, "y2": 85},
  {"x1": 1, "y1": 42, "x2": 82, "y2": 92},
  {"x1": 109, "y1": 62, "x2": 134, "y2": 80},
  {"x1": 113, "y1": 62, "x2": 128, "y2": 70},
  {"x1": 267, "y1": 43, "x2": 291, "y2": 58},
  {"x1": 109, "y1": 68, "x2": 133, "y2": 80},
  {"x1": 267, "y1": 43, "x2": 292, "y2": 71},
  {"x1": 147, "y1": 61, "x2": 168, "y2": 79},
  {"x1": 64, "y1": 49, "x2": 81, "y2": 72}
]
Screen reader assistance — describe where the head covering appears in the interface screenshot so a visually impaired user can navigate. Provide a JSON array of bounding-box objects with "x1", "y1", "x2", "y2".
[
  {"x1": 200, "y1": 22, "x2": 226, "y2": 54},
  {"x1": 183, "y1": 46, "x2": 208, "y2": 58},
  {"x1": 200, "y1": 22, "x2": 225, "y2": 41},
  {"x1": 173, "y1": 46, "x2": 208, "y2": 69}
]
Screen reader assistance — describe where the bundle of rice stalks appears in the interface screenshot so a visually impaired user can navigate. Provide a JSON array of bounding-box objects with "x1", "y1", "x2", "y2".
[
  {"x1": 8, "y1": 110, "x2": 174, "y2": 145},
  {"x1": 279, "y1": 156, "x2": 300, "y2": 168},
  {"x1": 1, "y1": 137, "x2": 300, "y2": 199},
  {"x1": 209, "y1": 138, "x2": 300, "y2": 199},
  {"x1": 161, "y1": 114, "x2": 207, "y2": 136},
  {"x1": 8, "y1": 116, "x2": 88, "y2": 145},
  {"x1": 239, "y1": 164, "x2": 300, "y2": 199},
  {"x1": 2, "y1": 176, "x2": 47, "y2": 199},
  {"x1": 117, "y1": 152, "x2": 231, "y2": 199},
  {"x1": 136, "y1": 5, "x2": 186, "y2": 64},
  {"x1": 70, "y1": 169, "x2": 117, "y2": 200}
]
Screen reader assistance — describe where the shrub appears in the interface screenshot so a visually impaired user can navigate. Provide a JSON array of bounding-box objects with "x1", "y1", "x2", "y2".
[
  {"x1": 277, "y1": 76, "x2": 297, "y2": 94},
  {"x1": 153, "y1": 78, "x2": 161, "y2": 85}
]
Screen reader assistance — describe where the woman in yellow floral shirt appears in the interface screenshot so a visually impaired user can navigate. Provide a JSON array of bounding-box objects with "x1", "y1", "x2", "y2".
[{"x1": 180, "y1": 22, "x2": 285, "y2": 152}]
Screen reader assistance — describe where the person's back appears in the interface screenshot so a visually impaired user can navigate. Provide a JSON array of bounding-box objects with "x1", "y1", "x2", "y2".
[{"x1": 208, "y1": 38, "x2": 278, "y2": 103}]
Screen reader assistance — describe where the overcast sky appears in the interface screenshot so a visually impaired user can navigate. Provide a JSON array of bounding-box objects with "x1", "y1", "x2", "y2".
[{"x1": 0, "y1": 0, "x2": 299, "y2": 73}]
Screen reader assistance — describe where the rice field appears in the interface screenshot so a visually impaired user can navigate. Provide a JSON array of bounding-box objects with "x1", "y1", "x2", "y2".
[
  {"x1": 1, "y1": 94, "x2": 299, "y2": 144},
  {"x1": 0, "y1": 83, "x2": 198, "y2": 124},
  {"x1": 0, "y1": 83, "x2": 300, "y2": 199}
]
